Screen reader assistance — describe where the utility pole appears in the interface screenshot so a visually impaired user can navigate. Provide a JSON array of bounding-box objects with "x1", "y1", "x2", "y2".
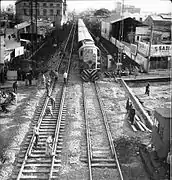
[
  {"x1": 30, "y1": 0, "x2": 34, "y2": 69},
  {"x1": 35, "y1": 0, "x2": 37, "y2": 48},
  {"x1": 147, "y1": 25, "x2": 153, "y2": 73}
]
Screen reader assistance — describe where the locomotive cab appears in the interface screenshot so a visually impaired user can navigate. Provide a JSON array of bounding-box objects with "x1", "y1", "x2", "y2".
[{"x1": 79, "y1": 41, "x2": 101, "y2": 70}]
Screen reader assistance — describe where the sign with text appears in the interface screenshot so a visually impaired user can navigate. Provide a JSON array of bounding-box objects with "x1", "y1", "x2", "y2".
[
  {"x1": 130, "y1": 44, "x2": 137, "y2": 55},
  {"x1": 151, "y1": 44, "x2": 172, "y2": 57},
  {"x1": 110, "y1": 37, "x2": 116, "y2": 46},
  {"x1": 135, "y1": 53, "x2": 148, "y2": 71},
  {"x1": 137, "y1": 42, "x2": 149, "y2": 56},
  {"x1": 124, "y1": 45, "x2": 131, "y2": 58}
]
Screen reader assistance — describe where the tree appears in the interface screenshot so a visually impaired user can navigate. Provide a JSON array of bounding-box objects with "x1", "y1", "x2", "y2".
[
  {"x1": 6, "y1": 4, "x2": 15, "y2": 14},
  {"x1": 94, "y1": 8, "x2": 111, "y2": 17}
]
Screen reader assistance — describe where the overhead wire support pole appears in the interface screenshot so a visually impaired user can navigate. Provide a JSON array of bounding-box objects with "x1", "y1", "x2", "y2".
[
  {"x1": 147, "y1": 25, "x2": 153, "y2": 73},
  {"x1": 30, "y1": 0, "x2": 33, "y2": 68}
]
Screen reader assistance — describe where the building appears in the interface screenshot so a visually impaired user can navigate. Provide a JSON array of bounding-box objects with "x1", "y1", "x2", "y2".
[
  {"x1": 0, "y1": 12, "x2": 15, "y2": 28},
  {"x1": 15, "y1": 0, "x2": 67, "y2": 26},
  {"x1": 0, "y1": 33, "x2": 5, "y2": 83},
  {"x1": 144, "y1": 14, "x2": 171, "y2": 44},
  {"x1": 101, "y1": 13, "x2": 172, "y2": 72},
  {"x1": 115, "y1": 2, "x2": 141, "y2": 15}
]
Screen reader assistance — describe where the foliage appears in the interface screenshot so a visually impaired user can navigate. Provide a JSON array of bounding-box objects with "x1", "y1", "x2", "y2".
[{"x1": 94, "y1": 8, "x2": 111, "y2": 17}]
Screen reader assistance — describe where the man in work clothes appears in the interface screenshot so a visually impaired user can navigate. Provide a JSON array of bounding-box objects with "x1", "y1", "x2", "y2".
[
  {"x1": 126, "y1": 98, "x2": 130, "y2": 113},
  {"x1": 33, "y1": 124, "x2": 39, "y2": 148},
  {"x1": 45, "y1": 135, "x2": 53, "y2": 156},
  {"x1": 129, "y1": 104, "x2": 135, "y2": 125},
  {"x1": 63, "y1": 71, "x2": 67, "y2": 84},
  {"x1": 12, "y1": 81, "x2": 18, "y2": 93},
  {"x1": 45, "y1": 80, "x2": 51, "y2": 96},
  {"x1": 48, "y1": 96, "x2": 56, "y2": 109},
  {"x1": 44, "y1": 106, "x2": 54, "y2": 118},
  {"x1": 145, "y1": 83, "x2": 150, "y2": 96}
]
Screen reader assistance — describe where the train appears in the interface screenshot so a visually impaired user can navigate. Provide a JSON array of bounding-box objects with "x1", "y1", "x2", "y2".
[{"x1": 78, "y1": 19, "x2": 101, "y2": 81}]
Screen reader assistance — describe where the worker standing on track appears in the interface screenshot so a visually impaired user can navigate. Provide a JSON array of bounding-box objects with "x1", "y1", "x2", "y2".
[
  {"x1": 33, "y1": 124, "x2": 39, "y2": 149},
  {"x1": 45, "y1": 135, "x2": 53, "y2": 156},
  {"x1": 42, "y1": 73, "x2": 46, "y2": 87},
  {"x1": 54, "y1": 70, "x2": 59, "y2": 81},
  {"x1": 45, "y1": 80, "x2": 51, "y2": 96},
  {"x1": 63, "y1": 71, "x2": 67, "y2": 84},
  {"x1": 44, "y1": 106, "x2": 54, "y2": 118},
  {"x1": 48, "y1": 95, "x2": 56, "y2": 109}
]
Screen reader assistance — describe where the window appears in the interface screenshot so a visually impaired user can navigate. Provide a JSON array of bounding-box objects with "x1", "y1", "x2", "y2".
[
  {"x1": 43, "y1": 9, "x2": 47, "y2": 16},
  {"x1": 50, "y1": 3, "x2": 53, "y2": 7},
  {"x1": 56, "y1": 4, "x2": 60, "y2": 7},
  {"x1": 24, "y1": 9, "x2": 27, "y2": 15},
  {"x1": 57, "y1": 10, "x2": 60, "y2": 15},
  {"x1": 43, "y1": 3, "x2": 46, "y2": 7},
  {"x1": 50, "y1": 9, "x2": 54, "y2": 16}
]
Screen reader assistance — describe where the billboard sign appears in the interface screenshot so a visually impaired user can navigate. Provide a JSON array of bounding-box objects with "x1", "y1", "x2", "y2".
[{"x1": 151, "y1": 44, "x2": 172, "y2": 57}]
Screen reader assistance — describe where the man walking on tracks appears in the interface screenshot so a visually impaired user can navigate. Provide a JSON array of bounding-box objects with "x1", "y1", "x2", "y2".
[
  {"x1": 33, "y1": 124, "x2": 39, "y2": 149},
  {"x1": 63, "y1": 71, "x2": 67, "y2": 84}
]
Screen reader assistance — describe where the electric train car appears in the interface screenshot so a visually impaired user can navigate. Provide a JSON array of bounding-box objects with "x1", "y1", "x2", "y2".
[{"x1": 78, "y1": 19, "x2": 101, "y2": 81}]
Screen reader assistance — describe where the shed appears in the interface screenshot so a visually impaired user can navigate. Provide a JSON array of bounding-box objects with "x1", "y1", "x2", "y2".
[
  {"x1": 152, "y1": 108, "x2": 171, "y2": 158},
  {"x1": 110, "y1": 17, "x2": 144, "y2": 43}
]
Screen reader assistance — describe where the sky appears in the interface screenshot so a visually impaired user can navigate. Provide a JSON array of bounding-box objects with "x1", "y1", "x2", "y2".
[{"x1": 1, "y1": 0, "x2": 171, "y2": 13}]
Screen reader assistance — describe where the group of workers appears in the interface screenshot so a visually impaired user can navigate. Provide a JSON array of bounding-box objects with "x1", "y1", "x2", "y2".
[
  {"x1": 125, "y1": 83, "x2": 150, "y2": 126},
  {"x1": 31, "y1": 69, "x2": 68, "y2": 156}
]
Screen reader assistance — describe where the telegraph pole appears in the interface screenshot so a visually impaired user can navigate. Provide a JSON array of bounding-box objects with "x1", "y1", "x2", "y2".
[{"x1": 147, "y1": 25, "x2": 153, "y2": 73}]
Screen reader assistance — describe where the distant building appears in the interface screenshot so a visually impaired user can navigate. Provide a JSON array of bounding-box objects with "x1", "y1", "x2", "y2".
[
  {"x1": 0, "y1": 12, "x2": 15, "y2": 28},
  {"x1": 144, "y1": 14, "x2": 171, "y2": 44},
  {"x1": 15, "y1": 0, "x2": 67, "y2": 26},
  {"x1": 115, "y1": 2, "x2": 141, "y2": 15}
]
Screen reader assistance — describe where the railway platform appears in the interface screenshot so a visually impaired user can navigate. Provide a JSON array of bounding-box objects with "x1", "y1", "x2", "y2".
[{"x1": 122, "y1": 70, "x2": 171, "y2": 82}]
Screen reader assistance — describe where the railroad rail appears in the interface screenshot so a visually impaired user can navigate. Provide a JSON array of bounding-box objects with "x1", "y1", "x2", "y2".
[
  {"x1": 82, "y1": 81, "x2": 124, "y2": 180},
  {"x1": 11, "y1": 23, "x2": 76, "y2": 180},
  {"x1": 90, "y1": 30, "x2": 152, "y2": 131}
]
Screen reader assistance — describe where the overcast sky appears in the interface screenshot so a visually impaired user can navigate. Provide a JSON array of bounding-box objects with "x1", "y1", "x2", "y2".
[{"x1": 1, "y1": 0, "x2": 171, "y2": 13}]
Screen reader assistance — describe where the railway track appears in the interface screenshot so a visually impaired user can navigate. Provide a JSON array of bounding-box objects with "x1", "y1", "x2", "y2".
[
  {"x1": 81, "y1": 82, "x2": 124, "y2": 180},
  {"x1": 11, "y1": 23, "x2": 76, "y2": 180}
]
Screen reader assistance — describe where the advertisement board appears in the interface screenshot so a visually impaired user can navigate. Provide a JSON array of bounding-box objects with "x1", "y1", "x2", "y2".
[
  {"x1": 135, "y1": 53, "x2": 148, "y2": 71},
  {"x1": 110, "y1": 37, "x2": 116, "y2": 46},
  {"x1": 137, "y1": 42, "x2": 149, "y2": 56},
  {"x1": 116, "y1": 40, "x2": 124, "y2": 50},
  {"x1": 0, "y1": 36, "x2": 5, "y2": 64},
  {"x1": 124, "y1": 45, "x2": 131, "y2": 58},
  {"x1": 151, "y1": 44, "x2": 172, "y2": 57},
  {"x1": 130, "y1": 44, "x2": 137, "y2": 55}
]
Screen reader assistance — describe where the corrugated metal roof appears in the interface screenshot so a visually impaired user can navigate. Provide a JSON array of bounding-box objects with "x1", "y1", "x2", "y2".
[
  {"x1": 110, "y1": 16, "x2": 131, "y2": 24},
  {"x1": 103, "y1": 13, "x2": 121, "y2": 23},
  {"x1": 151, "y1": 15, "x2": 171, "y2": 22}
]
